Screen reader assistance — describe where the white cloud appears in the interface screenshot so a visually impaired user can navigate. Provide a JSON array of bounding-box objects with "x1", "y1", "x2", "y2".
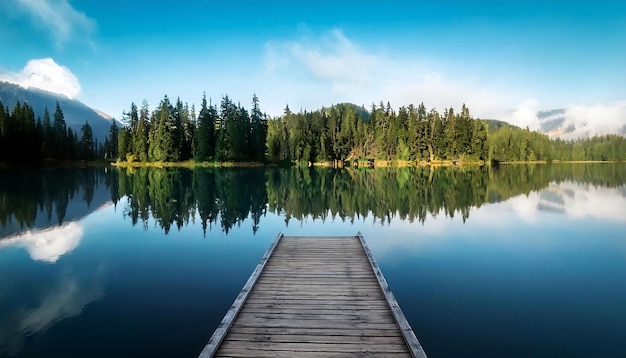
[
  {"x1": 12, "y1": 0, "x2": 95, "y2": 46},
  {"x1": 0, "y1": 58, "x2": 81, "y2": 98},
  {"x1": 0, "y1": 221, "x2": 83, "y2": 263},
  {"x1": 560, "y1": 101, "x2": 626, "y2": 139},
  {"x1": 502, "y1": 99, "x2": 542, "y2": 131}
]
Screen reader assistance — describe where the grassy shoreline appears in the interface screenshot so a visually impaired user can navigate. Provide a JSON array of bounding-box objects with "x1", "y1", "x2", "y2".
[{"x1": 2, "y1": 159, "x2": 620, "y2": 170}]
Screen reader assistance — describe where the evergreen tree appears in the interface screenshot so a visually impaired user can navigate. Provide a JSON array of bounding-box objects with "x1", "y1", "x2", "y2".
[
  {"x1": 80, "y1": 121, "x2": 94, "y2": 160},
  {"x1": 52, "y1": 101, "x2": 67, "y2": 159},
  {"x1": 42, "y1": 107, "x2": 53, "y2": 158},
  {"x1": 133, "y1": 100, "x2": 149, "y2": 162},
  {"x1": 249, "y1": 94, "x2": 266, "y2": 161},
  {"x1": 149, "y1": 95, "x2": 176, "y2": 162},
  {"x1": 106, "y1": 121, "x2": 119, "y2": 160},
  {"x1": 194, "y1": 93, "x2": 216, "y2": 161},
  {"x1": 118, "y1": 128, "x2": 131, "y2": 161},
  {"x1": 67, "y1": 128, "x2": 77, "y2": 160}
]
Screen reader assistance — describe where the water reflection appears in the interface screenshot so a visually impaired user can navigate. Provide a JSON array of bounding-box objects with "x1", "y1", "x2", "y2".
[
  {"x1": 0, "y1": 271, "x2": 104, "y2": 356},
  {"x1": 0, "y1": 168, "x2": 115, "y2": 238},
  {"x1": 505, "y1": 183, "x2": 626, "y2": 224},
  {"x1": 0, "y1": 222, "x2": 83, "y2": 263},
  {"x1": 0, "y1": 164, "x2": 624, "y2": 358},
  {"x1": 1, "y1": 164, "x2": 625, "y2": 240}
]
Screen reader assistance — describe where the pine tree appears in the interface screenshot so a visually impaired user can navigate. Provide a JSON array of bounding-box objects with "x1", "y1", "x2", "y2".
[
  {"x1": 149, "y1": 95, "x2": 176, "y2": 162},
  {"x1": 118, "y1": 127, "x2": 131, "y2": 161},
  {"x1": 194, "y1": 93, "x2": 216, "y2": 161},
  {"x1": 42, "y1": 107, "x2": 53, "y2": 158},
  {"x1": 80, "y1": 121, "x2": 94, "y2": 160},
  {"x1": 249, "y1": 94, "x2": 266, "y2": 161},
  {"x1": 52, "y1": 101, "x2": 67, "y2": 159},
  {"x1": 133, "y1": 100, "x2": 149, "y2": 162},
  {"x1": 106, "y1": 121, "x2": 119, "y2": 160}
]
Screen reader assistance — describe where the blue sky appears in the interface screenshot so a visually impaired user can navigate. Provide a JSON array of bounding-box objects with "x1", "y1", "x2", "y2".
[{"x1": 1, "y1": 0, "x2": 624, "y2": 133}]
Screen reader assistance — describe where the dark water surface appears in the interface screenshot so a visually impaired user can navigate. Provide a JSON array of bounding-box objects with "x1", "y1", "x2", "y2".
[{"x1": 1, "y1": 164, "x2": 625, "y2": 357}]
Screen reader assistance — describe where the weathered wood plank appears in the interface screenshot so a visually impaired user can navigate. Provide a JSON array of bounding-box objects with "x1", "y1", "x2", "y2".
[
  {"x1": 200, "y1": 234, "x2": 426, "y2": 358},
  {"x1": 216, "y1": 350, "x2": 410, "y2": 358},
  {"x1": 225, "y1": 326, "x2": 403, "y2": 337},
  {"x1": 217, "y1": 341, "x2": 411, "y2": 353},
  {"x1": 224, "y1": 332, "x2": 407, "y2": 344}
]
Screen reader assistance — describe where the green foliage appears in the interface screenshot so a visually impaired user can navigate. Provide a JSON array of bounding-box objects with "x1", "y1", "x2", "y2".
[
  {"x1": 0, "y1": 99, "x2": 105, "y2": 163},
  {"x1": 1, "y1": 96, "x2": 625, "y2": 167},
  {"x1": 267, "y1": 101, "x2": 492, "y2": 163},
  {"x1": 80, "y1": 121, "x2": 94, "y2": 160},
  {"x1": 193, "y1": 93, "x2": 216, "y2": 161},
  {"x1": 105, "y1": 121, "x2": 119, "y2": 160},
  {"x1": 119, "y1": 93, "x2": 267, "y2": 164}
]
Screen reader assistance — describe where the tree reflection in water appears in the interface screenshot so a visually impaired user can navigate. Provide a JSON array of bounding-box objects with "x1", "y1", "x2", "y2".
[{"x1": 1, "y1": 164, "x2": 624, "y2": 238}]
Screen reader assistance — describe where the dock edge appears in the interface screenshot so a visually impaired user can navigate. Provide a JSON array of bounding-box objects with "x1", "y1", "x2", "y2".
[
  {"x1": 357, "y1": 231, "x2": 428, "y2": 358},
  {"x1": 198, "y1": 232, "x2": 284, "y2": 358}
]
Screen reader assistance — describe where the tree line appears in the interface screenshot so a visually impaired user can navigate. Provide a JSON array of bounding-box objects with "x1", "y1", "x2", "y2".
[
  {"x1": 2, "y1": 95, "x2": 625, "y2": 166},
  {"x1": 269, "y1": 102, "x2": 626, "y2": 164},
  {"x1": 114, "y1": 94, "x2": 268, "y2": 163},
  {"x1": 0, "y1": 99, "x2": 101, "y2": 163},
  {"x1": 267, "y1": 102, "x2": 489, "y2": 163},
  {"x1": 487, "y1": 122, "x2": 626, "y2": 162}
]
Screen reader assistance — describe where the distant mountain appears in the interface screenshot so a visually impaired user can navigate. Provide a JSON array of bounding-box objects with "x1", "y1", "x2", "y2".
[
  {"x1": 0, "y1": 81, "x2": 119, "y2": 142},
  {"x1": 537, "y1": 109, "x2": 573, "y2": 137},
  {"x1": 537, "y1": 108, "x2": 626, "y2": 139},
  {"x1": 482, "y1": 119, "x2": 520, "y2": 132},
  {"x1": 321, "y1": 103, "x2": 370, "y2": 121}
]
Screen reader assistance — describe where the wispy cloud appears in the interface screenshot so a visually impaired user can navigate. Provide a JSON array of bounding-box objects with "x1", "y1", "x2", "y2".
[
  {"x1": 0, "y1": 58, "x2": 81, "y2": 98},
  {"x1": 11, "y1": 0, "x2": 95, "y2": 47},
  {"x1": 291, "y1": 29, "x2": 377, "y2": 88},
  {"x1": 263, "y1": 29, "x2": 512, "y2": 116}
]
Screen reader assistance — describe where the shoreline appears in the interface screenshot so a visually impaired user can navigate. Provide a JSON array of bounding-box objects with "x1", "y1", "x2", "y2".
[{"x1": 2, "y1": 159, "x2": 621, "y2": 170}]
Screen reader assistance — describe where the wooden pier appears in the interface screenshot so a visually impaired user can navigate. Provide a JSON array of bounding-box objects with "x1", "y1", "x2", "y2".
[{"x1": 199, "y1": 233, "x2": 427, "y2": 358}]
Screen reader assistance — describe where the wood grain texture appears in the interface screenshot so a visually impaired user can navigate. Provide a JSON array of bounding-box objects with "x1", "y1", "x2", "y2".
[{"x1": 200, "y1": 234, "x2": 427, "y2": 358}]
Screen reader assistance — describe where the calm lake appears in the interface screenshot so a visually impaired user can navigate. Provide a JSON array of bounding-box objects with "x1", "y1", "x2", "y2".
[{"x1": 1, "y1": 164, "x2": 625, "y2": 358}]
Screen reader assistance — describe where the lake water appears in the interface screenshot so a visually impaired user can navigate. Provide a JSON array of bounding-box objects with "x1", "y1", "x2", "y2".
[{"x1": 1, "y1": 164, "x2": 625, "y2": 358}]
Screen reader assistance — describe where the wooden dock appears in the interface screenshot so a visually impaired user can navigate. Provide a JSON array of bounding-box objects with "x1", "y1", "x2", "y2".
[{"x1": 199, "y1": 233, "x2": 427, "y2": 358}]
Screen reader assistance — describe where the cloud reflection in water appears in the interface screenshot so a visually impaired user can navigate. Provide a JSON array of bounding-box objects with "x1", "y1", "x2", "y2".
[
  {"x1": 0, "y1": 270, "x2": 104, "y2": 356},
  {"x1": 0, "y1": 221, "x2": 83, "y2": 263}
]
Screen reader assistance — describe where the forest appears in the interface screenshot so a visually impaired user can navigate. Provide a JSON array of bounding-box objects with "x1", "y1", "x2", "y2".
[
  {"x1": 0, "y1": 100, "x2": 102, "y2": 163},
  {"x1": 1, "y1": 96, "x2": 625, "y2": 165}
]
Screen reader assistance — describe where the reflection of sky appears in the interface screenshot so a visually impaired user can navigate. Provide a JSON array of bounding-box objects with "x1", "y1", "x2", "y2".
[
  {"x1": 0, "y1": 272, "x2": 104, "y2": 356},
  {"x1": 0, "y1": 204, "x2": 110, "y2": 357},
  {"x1": 19, "y1": 273, "x2": 103, "y2": 335},
  {"x1": 0, "y1": 222, "x2": 84, "y2": 263},
  {"x1": 272, "y1": 181, "x2": 626, "y2": 259},
  {"x1": 507, "y1": 182, "x2": 626, "y2": 223},
  {"x1": 0, "y1": 202, "x2": 114, "y2": 263}
]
